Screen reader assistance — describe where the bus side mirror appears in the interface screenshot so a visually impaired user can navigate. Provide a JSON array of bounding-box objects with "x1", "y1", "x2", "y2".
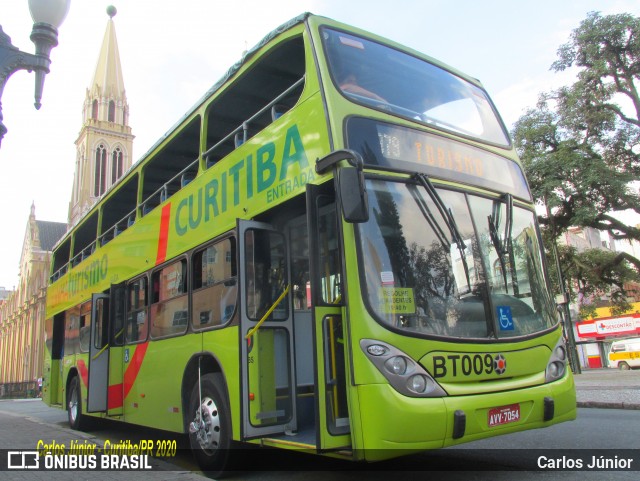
[
  {"x1": 338, "y1": 166, "x2": 369, "y2": 223},
  {"x1": 316, "y1": 149, "x2": 369, "y2": 224}
]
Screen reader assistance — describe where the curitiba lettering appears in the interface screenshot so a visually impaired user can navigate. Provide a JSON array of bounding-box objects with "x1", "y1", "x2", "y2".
[
  {"x1": 175, "y1": 124, "x2": 313, "y2": 236},
  {"x1": 67, "y1": 254, "x2": 109, "y2": 296}
]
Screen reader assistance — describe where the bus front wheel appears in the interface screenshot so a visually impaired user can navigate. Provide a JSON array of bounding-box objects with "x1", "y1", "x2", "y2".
[
  {"x1": 619, "y1": 362, "x2": 631, "y2": 370},
  {"x1": 188, "y1": 373, "x2": 234, "y2": 476},
  {"x1": 67, "y1": 376, "x2": 88, "y2": 431}
]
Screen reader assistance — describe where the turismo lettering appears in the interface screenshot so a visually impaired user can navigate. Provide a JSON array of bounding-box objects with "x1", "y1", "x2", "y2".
[
  {"x1": 175, "y1": 124, "x2": 314, "y2": 236},
  {"x1": 414, "y1": 141, "x2": 485, "y2": 178},
  {"x1": 67, "y1": 255, "x2": 108, "y2": 296}
]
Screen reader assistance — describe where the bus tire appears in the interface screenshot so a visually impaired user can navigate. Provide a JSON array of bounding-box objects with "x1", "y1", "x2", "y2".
[
  {"x1": 188, "y1": 373, "x2": 234, "y2": 477},
  {"x1": 67, "y1": 376, "x2": 88, "y2": 431},
  {"x1": 619, "y1": 362, "x2": 631, "y2": 370}
]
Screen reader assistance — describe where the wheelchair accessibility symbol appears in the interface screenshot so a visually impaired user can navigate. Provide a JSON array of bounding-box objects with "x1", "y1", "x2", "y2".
[{"x1": 497, "y1": 306, "x2": 514, "y2": 331}]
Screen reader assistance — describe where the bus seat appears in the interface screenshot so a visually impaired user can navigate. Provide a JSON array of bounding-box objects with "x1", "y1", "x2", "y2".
[
  {"x1": 235, "y1": 122, "x2": 250, "y2": 148},
  {"x1": 181, "y1": 173, "x2": 194, "y2": 187},
  {"x1": 234, "y1": 131, "x2": 245, "y2": 148},
  {"x1": 271, "y1": 104, "x2": 288, "y2": 121},
  {"x1": 142, "y1": 202, "x2": 154, "y2": 216}
]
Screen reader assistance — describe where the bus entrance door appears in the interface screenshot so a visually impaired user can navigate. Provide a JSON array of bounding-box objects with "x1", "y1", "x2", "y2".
[
  {"x1": 87, "y1": 285, "x2": 125, "y2": 415},
  {"x1": 239, "y1": 220, "x2": 297, "y2": 439},
  {"x1": 308, "y1": 186, "x2": 352, "y2": 451},
  {"x1": 87, "y1": 293, "x2": 109, "y2": 412}
]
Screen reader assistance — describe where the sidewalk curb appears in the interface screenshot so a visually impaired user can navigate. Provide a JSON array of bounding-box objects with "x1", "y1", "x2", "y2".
[{"x1": 577, "y1": 401, "x2": 640, "y2": 410}]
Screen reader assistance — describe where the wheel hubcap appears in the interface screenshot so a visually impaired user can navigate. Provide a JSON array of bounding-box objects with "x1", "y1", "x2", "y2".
[
  {"x1": 190, "y1": 396, "x2": 221, "y2": 452},
  {"x1": 69, "y1": 388, "x2": 78, "y2": 422}
]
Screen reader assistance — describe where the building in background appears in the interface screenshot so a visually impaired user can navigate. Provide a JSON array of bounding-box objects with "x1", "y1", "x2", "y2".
[
  {"x1": 0, "y1": 287, "x2": 12, "y2": 303},
  {"x1": 560, "y1": 226, "x2": 640, "y2": 369},
  {"x1": 0, "y1": 205, "x2": 66, "y2": 395},
  {"x1": 0, "y1": 9, "x2": 133, "y2": 397}
]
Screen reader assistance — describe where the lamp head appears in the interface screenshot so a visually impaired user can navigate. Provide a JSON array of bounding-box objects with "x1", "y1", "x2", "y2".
[
  {"x1": 28, "y1": 0, "x2": 71, "y2": 29},
  {"x1": 28, "y1": 0, "x2": 71, "y2": 109}
]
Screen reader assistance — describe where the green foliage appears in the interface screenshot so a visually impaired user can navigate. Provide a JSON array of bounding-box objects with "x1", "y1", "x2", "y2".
[
  {"x1": 513, "y1": 11, "x2": 640, "y2": 314},
  {"x1": 544, "y1": 242, "x2": 640, "y2": 319}
]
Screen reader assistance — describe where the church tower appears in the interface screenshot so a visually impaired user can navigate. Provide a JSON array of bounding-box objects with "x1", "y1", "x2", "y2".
[{"x1": 69, "y1": 6, "x2": 134, "y2": 226}]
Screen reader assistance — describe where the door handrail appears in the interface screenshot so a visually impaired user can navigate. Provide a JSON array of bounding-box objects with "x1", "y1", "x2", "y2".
[{"x1": 244, "y1": 284, "x2": 291, "y2": 340}]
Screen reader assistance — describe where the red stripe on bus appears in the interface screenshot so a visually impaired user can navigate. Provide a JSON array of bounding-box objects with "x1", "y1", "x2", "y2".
[
  {"x1": 106, "y1": 342, "x2": 150, "y2": 410},
  {"x1": 123, "y1": 342, "x2": 149, "y2": 399},
  {"x1": 108, "y1": 382, "x2": 123, "y2": 409},
  {"x1": 77, "y1": 360, "x2": 89, "y2": 387},
  {"x1": 156, "y1": 203, "x2": 172, "y2": 265}
]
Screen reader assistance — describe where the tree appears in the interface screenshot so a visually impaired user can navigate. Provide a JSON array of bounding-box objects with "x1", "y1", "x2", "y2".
[
  {"x1": 547, "y1": 244, "x2": 640, "y2": 319},
  {"x1": 513, "y1": 12, "x2": 640, "y2": 312},
  {"x1": 512, "y1": 11, "x2": 640, "y2": 308},
  {"x1": 513, "y1": 12, "x2": 640, "y2": 248}
]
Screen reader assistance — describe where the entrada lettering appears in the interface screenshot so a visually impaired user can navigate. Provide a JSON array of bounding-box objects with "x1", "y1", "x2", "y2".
[{"x1": 175, "y1": 124, "x2": 311, "y2": 236}]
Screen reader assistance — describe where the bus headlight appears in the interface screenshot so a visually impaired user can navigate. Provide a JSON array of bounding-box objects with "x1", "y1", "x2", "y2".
[
  {"x1": 360, "y1": 339, "x2": 447, "y2": 398},
  {"x1": 385, "y1": 356, "x2": 408, "y2": 375},
  {"x1": 408, "y1": 374, "x2": 431, "y2": 394},
  {"x1": 545, "y1": 338, "x2": 569, "y2": 383}
]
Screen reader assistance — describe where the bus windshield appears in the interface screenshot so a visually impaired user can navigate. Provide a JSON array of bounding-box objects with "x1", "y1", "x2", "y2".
[
  {"x1": 322, "y1": 28, "x2": 510, "y2": 146},
  {"x1": 357, "y1": 178, "x2": 557, "y2": 339}
]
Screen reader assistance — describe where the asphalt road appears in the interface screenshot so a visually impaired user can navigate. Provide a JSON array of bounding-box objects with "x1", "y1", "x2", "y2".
[{"x1": 1, "y1": 399, "x2": 638, "y2": 480}]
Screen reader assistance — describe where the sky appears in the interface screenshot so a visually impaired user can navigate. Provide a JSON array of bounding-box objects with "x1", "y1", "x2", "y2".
[{"x1": 0, "y1": 0, "x2": 639, "y2": 290}]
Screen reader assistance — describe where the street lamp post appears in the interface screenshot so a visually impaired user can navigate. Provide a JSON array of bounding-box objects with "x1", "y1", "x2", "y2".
[{"x1": 0, "y1": 0, "x2": 71, "y2": 147}]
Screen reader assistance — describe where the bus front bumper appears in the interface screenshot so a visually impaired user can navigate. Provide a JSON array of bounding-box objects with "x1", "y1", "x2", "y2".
[{"x1": 354, "y1": 372, "x2": 576, "y2": 460}]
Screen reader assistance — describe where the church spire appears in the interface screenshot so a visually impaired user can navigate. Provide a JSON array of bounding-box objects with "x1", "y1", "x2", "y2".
[
  {"x1": 69, "y1": 6, "x2": 134, "y2": 227},
  {"x1": 90, "y1": 6, "x2": 126, "y2": 101}
]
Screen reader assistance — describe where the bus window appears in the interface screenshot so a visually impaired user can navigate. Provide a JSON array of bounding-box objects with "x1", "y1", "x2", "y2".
[
  {"x1": 288, "y1": 220, "x2": 310, "y2": 311},
  {"x1": 65, "y1": 307, "x2": 80, "y2": 356},
  {"x1": 316, "y1": 196, "x2": 342, "y2": 305},
  {"x1": 192, "y1": 238, "x2": 238, "y2": 328},
  {"x1": 79, "y1": 301, "x2": 91, "y2": 352},
  {"x1": 94, "y1": 297, "x2": 109, "y2": 350},
  {"x1": 126, "y1": 277, "x2": 148, "y2": 343},
  {"x1": 150, "y1": 260, "x2": 188, "y2": 338},
  {"x1": 245, "y1": 229, "x2": 288, "y2": 321}
]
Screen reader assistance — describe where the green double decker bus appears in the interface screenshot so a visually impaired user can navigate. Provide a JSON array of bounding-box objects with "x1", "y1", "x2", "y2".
[{"x1": 43, "y1": 13, "x2": 576, "y2": 474}]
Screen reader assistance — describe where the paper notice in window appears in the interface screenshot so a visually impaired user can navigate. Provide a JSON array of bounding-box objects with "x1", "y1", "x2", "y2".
[{"x1": 378, "y1": 287, "x2": 416, "y2": 314}]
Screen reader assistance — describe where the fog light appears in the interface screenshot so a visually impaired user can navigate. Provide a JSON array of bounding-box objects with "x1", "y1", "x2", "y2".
[{"x1": 385, "y1": 356, "x2": 407, "y2": 375}]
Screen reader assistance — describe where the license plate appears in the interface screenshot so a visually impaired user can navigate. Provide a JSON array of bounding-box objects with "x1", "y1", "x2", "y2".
[{"x1": 488, "y1": 403, "x2": 520, "y2": 427}]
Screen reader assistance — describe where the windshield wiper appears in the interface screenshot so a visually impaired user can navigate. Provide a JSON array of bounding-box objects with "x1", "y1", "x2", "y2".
[
  {"x1": 408, "y1": 186, "x2": 449, "y2": 251},
  {"x1": 488, "y1": 193, "x2": 518, "y2": 294},
  {"x1": 413, "y1": 173, "x2": 471, "y2": 291}
]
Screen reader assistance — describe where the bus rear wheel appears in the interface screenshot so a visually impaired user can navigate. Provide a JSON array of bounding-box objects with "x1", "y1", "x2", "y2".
[
  {"x1": 188, "y1": 373, "x2": 234, "y2": 477},
  {"x1": 67, "y1": 376, "x2": 88, "y2": 431},
  {"x1": 619, "y1": 362, "x2": 631, "y2": 370}
]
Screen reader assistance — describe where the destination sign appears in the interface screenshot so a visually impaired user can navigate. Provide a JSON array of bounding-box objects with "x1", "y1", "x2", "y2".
[{"x1": 347, "y1": 117, "x2": 531, "y2": 200}]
